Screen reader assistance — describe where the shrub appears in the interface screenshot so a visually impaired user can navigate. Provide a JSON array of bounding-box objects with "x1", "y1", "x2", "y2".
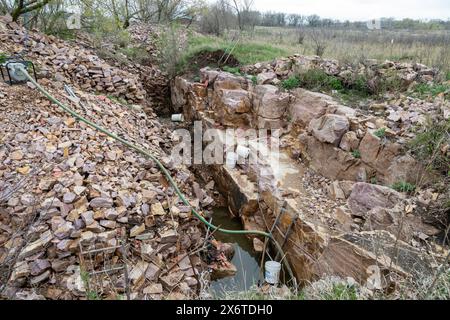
[
  {"x1": 352, "y1": 74, "x2": 370, "y2": 95},
  {"x1": 376, "y1": 75, "x2": 404, "y2": 94},
  {"x1": 351, "y1": 150, "x2": 361, "y2": 158},
  {"x1": 118, "y1": 46, "x2": 149, "y2": 65},
  {"x1": 282, "y1": 76, "x2": 301, "y2": 90},
  {"x1": 293, "y1": 69, "x2": 344, "y2": 92},
  {"x1": 328, "y1": 77, "x2": 344, "y2": 90},
  {"x1": 298, "y1": 69, "x2": 329, "y2": 89},
  {"x1": 374, "y1": 128, "x2": 387, "y2": 138},
  {"x1": 408, "y1": 118, "x2": 450, "y2": 176},
  {"x1": 0, "y1": 53, "x2": 6, "y2": 64},
  {"x1": 391, "y1": 181, "x2": 416, "y2": 193},
  {"x1": 157, "y1": 23, "x2": 185, "y2": 78}
]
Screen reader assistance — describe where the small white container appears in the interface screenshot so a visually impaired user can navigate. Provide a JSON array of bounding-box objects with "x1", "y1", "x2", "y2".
[
  {"x1": 171, "y1": 114, "x2": 184, "y2": 122},
  {"x1": 225, "y1": 152, "x2": 238, "y2": 169},
  {"x1": 236, "y1": 145, "x2": 250, "y2": 159},
  {"x1": 265, "y1": 261, "x2": 281, "y2": 285}
]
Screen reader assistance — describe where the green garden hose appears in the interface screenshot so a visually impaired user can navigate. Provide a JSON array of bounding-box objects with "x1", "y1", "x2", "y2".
[{"x1": 18, "y1": 66, "x2": 272, "y2": 239}]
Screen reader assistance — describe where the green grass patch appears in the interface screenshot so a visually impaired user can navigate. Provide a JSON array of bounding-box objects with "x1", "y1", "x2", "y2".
[
  {"x1": 177, "y1": 34, "x2": 289, "y2": 75},
  {"x1": 222, "y1": 66, "x2": 242, "y2": 76},
  {"x1": 0, "y1": 53, "x2": 7, "y2": 64},
  {"x1": 351, "y1": 150, "x2": 361, "y2": 158},
  {"x1": 445, "y1": 71, "x2": 450, "y2": 81},
  {"x1": 231, "y1": 42, "x2": 288, "y2": 65},
  {"x1": 413, "y1": 82, "x2": 449, "y2": 99},
  {"x1": 80, "y1": 270, "x2": 101, "y2": 300},
  {"x1": 322, "y1": 283, "x2": 358, "y2": 300},
  {"x1": 297, "y1": 69, "x2": 343, "y2": 91},
  {"x1": 282, "y1": 76, "x2": 301, "y2": 90},
  {"x1": 391, "y1": 181, "x2": 416, "y2": 193},
  {"x1": 374, "y1": 128, "x2": 387, "y2": 138}
]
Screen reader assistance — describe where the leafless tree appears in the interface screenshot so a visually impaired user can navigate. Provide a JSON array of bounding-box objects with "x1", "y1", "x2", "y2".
[{"x1": 310, "y1": 28, "x2": 327, "y2": 56}]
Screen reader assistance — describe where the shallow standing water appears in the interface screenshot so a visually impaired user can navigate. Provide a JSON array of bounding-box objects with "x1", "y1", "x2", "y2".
[{"x1": 209, "y1": 208, "x2": 262, "y2": 297}]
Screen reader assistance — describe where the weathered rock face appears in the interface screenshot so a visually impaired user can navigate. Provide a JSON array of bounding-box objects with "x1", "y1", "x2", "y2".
[
  {"x1": 347, "y1": 183, "x2": 403, "y2": 217},
  {"x1": 309, "y1": 114, "x2": 349, "y2": 146},
  {"x1": 313, "y1": 230, "x2": 438, "y2": 283},
  {"x1": 213, "y1": 88, "x2": 252, "y2": 126},
  {"x1": 253, "y1": 85, "x2": 290, "y2": 129},
  {"x1": 213, "y1": 72, "x2": 250, "y2": 91},
  {"x1": 288, "y1": 89, "x2": 331, "y2": 132},
  {"x1": 299, "y1": 133, "x2": 370, "y2": 181},
  {"x1": 362, "y1": 207, "x2": 440, "y2": 242},
  {"x1": 253, "y1": 85, "x2": 290, "y2": 119},
  {"x1": 256, "y1": 71, "x2": 277, "y2": 85},
  {"x1": 339, "y1": 131, "x2": 360, "y2": 152}
]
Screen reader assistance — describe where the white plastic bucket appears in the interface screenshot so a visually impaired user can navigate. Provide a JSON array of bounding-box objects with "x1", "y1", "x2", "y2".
[
  {"x1": 265, "y1": 261, "x2": 281, "y2": 285},
  {"x1": 236, "y1": 145, "x2": 250, "y2": 159},
  {"x1": 225, "y1": 152, "x2": 238, "y2": 169},
  {"x1": 171, "y1": 114, "x2": 184, "y2": 122}
]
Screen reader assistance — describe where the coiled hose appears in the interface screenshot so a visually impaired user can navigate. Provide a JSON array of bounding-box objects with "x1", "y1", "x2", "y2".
[{"x1": 18, "y1": 66, "x2": 296, "y2": 284}]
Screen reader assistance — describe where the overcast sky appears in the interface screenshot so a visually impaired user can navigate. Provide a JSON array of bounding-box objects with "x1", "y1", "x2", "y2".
[{"x1": 249, "y1": 0, "x2": 450, "y2": 21}]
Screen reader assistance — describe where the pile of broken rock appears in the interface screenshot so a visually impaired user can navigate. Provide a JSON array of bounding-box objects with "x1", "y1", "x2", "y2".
[
  {"x1": 244, "y1": 54, "x2": 441, "y2": 89},
  {"x1": 0, "y1": 76, "x2": 219, "y2": 299},
  {"x1": 0, "y1": 15, "x2": 146, "y2": 104}
]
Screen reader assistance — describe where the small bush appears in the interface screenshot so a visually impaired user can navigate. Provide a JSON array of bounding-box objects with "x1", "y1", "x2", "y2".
[
  {"x1": 298, "y1": 69, "x2": 330, "y2": 90},
  {"x1": 328, "y1": 77, "x2": 344, "y2": 90},
  {"x1": 157, "y1": 24, "x2": 185, "y2": 78},
  {"x1": 282, "y1": 76, "x2": 301, "y2": 90},
  {"x1": 376, "y1": 75, "x2": 404, "y2": 94},
  {"x1": 374, "y1": 128, "x2": 387, "y2": 138},
  {"x1": 352, "y1": 74, "x2": 371, "y2": 95},
  {"x1": 408, "y1": 118, "x2": 450, "y2": 176},
  {"x1": 291, "y1": 69, "x2": 344, "y2": 92},
  {"x1": 391, "y1": 181, "x2": 416, "y2": 193},
  {"x1": 118, "y1": 46, "x2": 149, "y2": 65},
  {"x1": 351, "y1": 150, "x2": 361, "y2": 158},
  {"x1": 0, "y1": 53, "x2": 6, "y2": 64}
]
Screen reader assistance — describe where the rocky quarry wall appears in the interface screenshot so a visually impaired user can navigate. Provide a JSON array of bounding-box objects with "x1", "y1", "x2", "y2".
[{"x1": 172, "y1": 63, "x2": 448, "y2": 286}]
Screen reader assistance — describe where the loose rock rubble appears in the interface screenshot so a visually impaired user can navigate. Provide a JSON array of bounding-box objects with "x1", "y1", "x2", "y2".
[
  {"x1": 0, "y1": 69, "x2": 222, "y2": 299},
  {"x1": 0, "y1": 16, "x2": 147, "y2": 104},
  {"x1": 243, "y1": 54, "x2": 442, "y2": 89}
]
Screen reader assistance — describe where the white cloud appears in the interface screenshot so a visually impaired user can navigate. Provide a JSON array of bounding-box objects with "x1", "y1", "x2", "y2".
[{"x1": 250, "y1": 0, "x2": 450, "y2": 21}]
